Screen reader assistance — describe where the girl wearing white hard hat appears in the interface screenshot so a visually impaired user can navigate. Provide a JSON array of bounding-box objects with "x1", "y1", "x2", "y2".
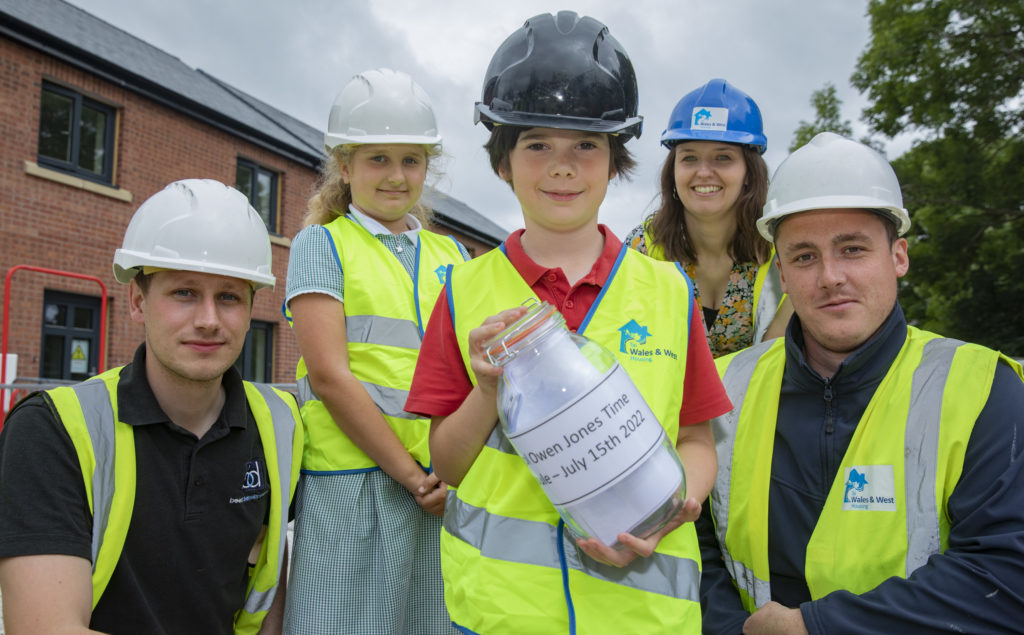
[
  {"x1": 626, "y1": 79, "x2": 793, "y2": 357},
  {"x1": 282, "y1": 69, "x2": 466, "y2": 634}
]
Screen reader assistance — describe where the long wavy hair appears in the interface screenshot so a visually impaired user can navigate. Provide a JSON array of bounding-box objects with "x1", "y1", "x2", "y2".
[
  {"x1": 645, "y1": 143, "x2": 771, "y2": 265},
  {"x1": 303, "y1": 144, "x2": 442, "y2": 228}
]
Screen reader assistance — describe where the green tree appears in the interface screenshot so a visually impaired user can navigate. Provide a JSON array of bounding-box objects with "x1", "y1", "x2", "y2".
[
  {"x1": 789, "y1": 83, "x2": 854, "y2": 152},
  {"x1": 852, "y1": 0, "x2": 1024, "y2": 355}
]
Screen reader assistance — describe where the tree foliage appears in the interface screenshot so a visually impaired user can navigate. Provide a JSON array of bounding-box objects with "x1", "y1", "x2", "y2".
[
  {"x1": 790, "y1": 83, "x2": 854, "y2": 152},
  {"x1": 852, "y1": 0, "x2": 1024, "y2": 354}
]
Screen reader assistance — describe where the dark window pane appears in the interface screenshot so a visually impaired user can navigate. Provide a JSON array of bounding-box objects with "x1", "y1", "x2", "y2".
[
  {"x1": 44, "y1": 303, "x2": 67, "y2": 326},
  {"x1": 236, "y1": 164, "x2": 254, "y2": 199},
  {"x1": 72, "y1": 307, "x2": 94, "y2": 330},
  {"x1": 39, "y1": 90, "x2": 73, "y2": 162},
  {"x1": 250, "y1": 328, "x2": 268, "y2": 382},
  {"x1": 42, "y1": 334, "x2": 65, "y2": 378},
  {"x1": 255, "y1": 171, "x2": 273, "y2": 227},
  {"x1": 78, "y1": 104, "x2": 108, "y2": 175}
]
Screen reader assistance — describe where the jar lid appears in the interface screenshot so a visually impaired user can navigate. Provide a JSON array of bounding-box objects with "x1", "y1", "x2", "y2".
[{"x1": 484, "y1": 300, "x2": 565, "y2": 366}]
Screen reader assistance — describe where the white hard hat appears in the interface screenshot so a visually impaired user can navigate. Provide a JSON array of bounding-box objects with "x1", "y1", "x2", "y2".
[
  {"x1": 113, "y1": 179, "x2": 275, "y2": 289},
  {"x1": 758, "y1": 132, "x2": 911, "y2": 242},
  {"x1": 324, "y1": 68, "x2": 441, "y2": 148}
]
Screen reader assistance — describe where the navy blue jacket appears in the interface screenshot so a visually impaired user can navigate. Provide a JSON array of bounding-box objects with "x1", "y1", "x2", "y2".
[{"x1": 697, "y1": 304, "x2": 1024, "y2": 634}]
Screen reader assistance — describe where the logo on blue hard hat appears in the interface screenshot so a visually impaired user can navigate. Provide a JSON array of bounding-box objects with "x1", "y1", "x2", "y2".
[{"x1": 691, "y1": 106, "x2": 729, "y2": 131}]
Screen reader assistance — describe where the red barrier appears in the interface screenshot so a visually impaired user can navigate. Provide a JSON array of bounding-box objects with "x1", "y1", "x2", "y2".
[{"x1": 2, "y1": 265, "x2": 108, "y2": 428}]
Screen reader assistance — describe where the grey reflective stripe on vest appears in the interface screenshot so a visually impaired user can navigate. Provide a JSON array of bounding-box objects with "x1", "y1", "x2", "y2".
[
  {"x1": 244, "y1": 383, "x2": 297, "y2": 615},
  {"x1": 70, "y1": 378, "x2": 118, "y2": 570},
  {"x1": 904, "y1": 338, "x2": 962, "y2": 576},
  {"x1": 753, "y1": 264, "x2": 784, "y2": 344},
  {"x1": 345, "y1": 314, "x2": 422, "y2": 350},
  {"x1": 483, "y1": 422, "x2": 516, "y2": 455},
  {"x1": 709, "y1": 340, "x2": 775, "y2": 608},
  {"x1": 296, "y1": 375, "x2": 317, "y2": 409},
  {"x1": 295, "y1": 375, "x2": 416, "y2": 420},
  {"x1": 294, "y1": 314, "x2": 420, "y2": 420},
  {"x1": 444, "y1": 492, "x2": 700, "y2": 600}
]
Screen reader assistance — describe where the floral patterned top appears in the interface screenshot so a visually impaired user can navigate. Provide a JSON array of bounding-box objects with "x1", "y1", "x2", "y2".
[{"x1": 625, "y1": 224, "x2": 758, "y2": 358}]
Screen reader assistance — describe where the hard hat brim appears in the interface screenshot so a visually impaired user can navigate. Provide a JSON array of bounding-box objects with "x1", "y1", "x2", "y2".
[
  {"x1": 113, "y1": 250, "x2": 275, "y2": 290},
  {"x1": 661, "y1": 129, "x2": 766, "y2": 154},
  {"x1": 757, "y1": 197, "x2": 912, "y2": 242},
  {"x1": 475, "y1": 104, "x2": 643, "y2": 140},
  {"x1": 324, "y1": 133, "x2": 441, "y2": 149}
]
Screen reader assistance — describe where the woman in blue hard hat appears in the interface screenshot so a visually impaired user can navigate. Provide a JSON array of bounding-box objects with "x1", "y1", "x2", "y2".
[{"x1": 626, "y1": 79, "x2": 792, "y2": 357}]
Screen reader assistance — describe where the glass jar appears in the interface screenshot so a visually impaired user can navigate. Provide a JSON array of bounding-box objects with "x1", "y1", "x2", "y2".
[{"x1": 484, "y1": 301, "x2": 685, "y2": 548}]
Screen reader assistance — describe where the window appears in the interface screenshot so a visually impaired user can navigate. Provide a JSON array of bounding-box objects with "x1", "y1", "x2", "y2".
[
  {"x1": 234, "y1": 321, "x2": 274, "y2": 383},
  {"x1": 40, "y1": 291, "x2": 101, "y2": 381},
  {"x1": 37, "y1": 82, "x2": 116, "y2": 184},
  {"x1": 235, "y1": 159, "x2": 279, "y2": 233}
]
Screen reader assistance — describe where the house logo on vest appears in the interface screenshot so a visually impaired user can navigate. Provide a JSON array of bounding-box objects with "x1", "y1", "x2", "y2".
[
  {"x1": 434, "y1": 265, "x2": 448, "y2": 285},
  {"x1": 842, "y1": 465, "x2": 897, "y2": 511},
  {"x1": 230, "y1": 459, "x2": 268, "y2": 504},
  {"x1": 617, "y1": 319, "x2": 677, "y2": 363}
]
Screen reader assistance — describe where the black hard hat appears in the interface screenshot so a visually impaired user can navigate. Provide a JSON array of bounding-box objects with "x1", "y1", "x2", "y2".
[{"x1": 474, "y1": 11, "x2": 643, "y2": 140}]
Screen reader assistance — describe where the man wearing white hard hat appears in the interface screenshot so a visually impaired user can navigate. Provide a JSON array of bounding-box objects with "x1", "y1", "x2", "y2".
[
  {"x1": 0, "y1": 179, "x2": 303, "y2": 634},
  {"x1": 697, "y1": 133, "x2": 1024, "y2": 633}
]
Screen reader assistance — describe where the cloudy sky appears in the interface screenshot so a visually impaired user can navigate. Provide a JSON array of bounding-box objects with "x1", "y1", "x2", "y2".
[{"x1": 67, "y1": 0, "x2": 883, "y2": 237}]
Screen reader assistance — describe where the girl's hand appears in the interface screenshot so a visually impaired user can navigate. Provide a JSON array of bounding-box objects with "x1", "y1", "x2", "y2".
[{"x1": 413, "y1": 472, "x2": 448, "y2": 517}]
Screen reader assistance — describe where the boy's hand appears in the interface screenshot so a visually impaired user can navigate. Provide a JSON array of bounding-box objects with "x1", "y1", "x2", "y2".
[
  {"x1": 412, "y1": 471, "x2": 447, "y2": 517},
  {"x1": 468, "y1": 306, "x2": 529, "y2": 398},
  {"x1": 576, "y1": 496, "x2": 702, "y2": 567}
]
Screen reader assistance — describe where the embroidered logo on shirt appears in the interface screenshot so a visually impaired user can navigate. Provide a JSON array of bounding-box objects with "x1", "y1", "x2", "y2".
[
  {"x1": 617, "y1": 319, "x2": 677, "y2": 363},
  {"x1": 229, "y1": 459, "x2": 269, "y2": 504},
  {"x1": 842, "y1": 465, "x2": 897, "y2": 511},
  {"x1": 242, "y1": 459, "x2": 263, "y2": 490}
]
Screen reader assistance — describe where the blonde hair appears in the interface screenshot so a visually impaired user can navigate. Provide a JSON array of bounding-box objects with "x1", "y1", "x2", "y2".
[{"x1": 303, "y1": 144, "x2": 443, "y2": 228}]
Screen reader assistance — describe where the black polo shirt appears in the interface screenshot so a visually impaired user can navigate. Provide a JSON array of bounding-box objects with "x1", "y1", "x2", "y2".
[{"x1": 0, "y1": 344, "x2": 271, "y2": 635}]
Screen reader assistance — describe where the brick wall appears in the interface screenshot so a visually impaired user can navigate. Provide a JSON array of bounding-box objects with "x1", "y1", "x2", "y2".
[{"x1": 0, "y1": 36, "x2": 316, "y2": 384}]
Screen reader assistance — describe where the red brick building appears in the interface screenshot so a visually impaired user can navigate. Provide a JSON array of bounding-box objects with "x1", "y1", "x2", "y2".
[{"x1": 0, "y1": 0, "x2": 506, "y2": 409}]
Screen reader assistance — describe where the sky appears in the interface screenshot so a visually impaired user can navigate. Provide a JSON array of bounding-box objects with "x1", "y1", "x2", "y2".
[{"x1": 65, "y1": 0, "x2": 884, "y2": 238}]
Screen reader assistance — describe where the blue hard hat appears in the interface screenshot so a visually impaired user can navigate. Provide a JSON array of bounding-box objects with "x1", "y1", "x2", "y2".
[{"x1": 660, "y1": 79, "x2": 766, "y2": 153}]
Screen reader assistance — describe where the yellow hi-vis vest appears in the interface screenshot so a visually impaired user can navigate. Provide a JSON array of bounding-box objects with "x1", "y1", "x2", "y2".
[
  {"x1": 290, "y1": 215, "x2": 468, "y2": 472},
  {"x1": 642, "y1": 226, "x2": 784, "y2": 344},
  {"x1": 443, "y1": 244, "x2": 702, "y2": 634},
  {"x1": 46, "y1": 367, "x2": 303, "y2": 635},
  {"x1": 709, "y1": 329, "x2": 1024, "y2": 611}
]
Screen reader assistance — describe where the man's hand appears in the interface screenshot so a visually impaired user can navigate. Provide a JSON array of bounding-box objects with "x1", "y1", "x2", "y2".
[{"x1": 743, "y1": 601, "x2": 808, "y2": 634}]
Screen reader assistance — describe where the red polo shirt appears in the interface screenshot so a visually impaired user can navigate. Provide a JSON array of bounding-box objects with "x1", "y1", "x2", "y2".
[{"x1": 406, "y1": 226, "x2": 731, "y2": 426}]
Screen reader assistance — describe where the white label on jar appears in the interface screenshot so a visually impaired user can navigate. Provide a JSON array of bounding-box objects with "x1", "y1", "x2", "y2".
[{"x1": 508, "y1": 363, "x2": 666, "y2": 505}]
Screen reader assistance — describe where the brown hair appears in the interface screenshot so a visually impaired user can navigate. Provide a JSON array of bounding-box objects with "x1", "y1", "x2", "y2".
[
  {"x1": 482, "y1": 126, "x2": 637, "y2": 189},
  {"x1": 303, "y1": 144, "x2": 442, "y2": 228},
  {"x1": 646, "y1": 143, "x2": 771, "y2": 265}
]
